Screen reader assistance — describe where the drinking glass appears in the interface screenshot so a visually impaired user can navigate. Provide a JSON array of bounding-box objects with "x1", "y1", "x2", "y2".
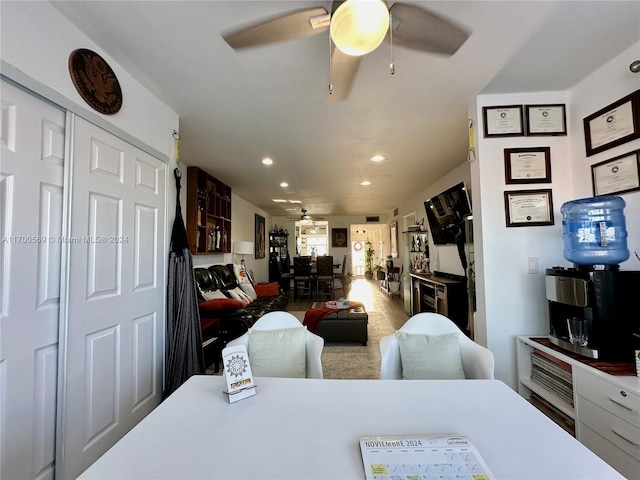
[{"x1": 567, "y1": 317, "x2": 588, "y2": 347}]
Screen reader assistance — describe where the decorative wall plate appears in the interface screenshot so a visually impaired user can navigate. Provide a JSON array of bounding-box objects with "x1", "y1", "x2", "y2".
[{"x1": 68, "y1": 48, "x2": 122, "y2": 114}]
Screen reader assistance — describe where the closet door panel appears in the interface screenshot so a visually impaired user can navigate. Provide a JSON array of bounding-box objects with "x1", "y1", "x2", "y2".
[
  {"x1": 0, "y1": 79, "x2": 64, "y2": 480},
  {"x1": 57, "y1": 115, "x2": 166, "y2": 480}
]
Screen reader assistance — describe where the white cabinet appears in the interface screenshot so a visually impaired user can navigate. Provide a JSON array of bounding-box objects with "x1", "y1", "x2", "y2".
[{"x1": 517, "y1": 336, "x2": 640, "y2": 479}]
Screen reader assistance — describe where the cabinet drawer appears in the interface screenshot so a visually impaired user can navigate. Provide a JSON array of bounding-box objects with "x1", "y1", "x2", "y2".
[
  {"x1": 578, "y1": 397, "x2": 640, "y2": 461},
  {"x1": 575, "y1": 368, "x2": 640, "y2": 428},
  {"x1": 580, "y1": 423, "x2": 640, "y2": 479}
]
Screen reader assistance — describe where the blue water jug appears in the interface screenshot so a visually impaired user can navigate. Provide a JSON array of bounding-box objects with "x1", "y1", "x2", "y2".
[{"x1": 561, "y1": 196, "x2": 629, "y2": 265}]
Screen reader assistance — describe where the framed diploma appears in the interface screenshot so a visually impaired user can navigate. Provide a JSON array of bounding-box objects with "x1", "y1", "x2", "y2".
[
  {"x1": 482, "y1": 105, "x2": 524, "y2": 137},
  {"x1": 504, "y1": 147, "x2": 551, "y2": 184},
  {"x1": 583, "y1": 90, "x2": 640, "y2": 156},
  {"x1": 504, "y1": 189, "x2": 554, "y2": 227},
  {"x1": 525, "y1": 104, "x2": 567, "y2": 136},
  {"x1": 591, "y1": 149, "x2": 640, "y2": 196}
]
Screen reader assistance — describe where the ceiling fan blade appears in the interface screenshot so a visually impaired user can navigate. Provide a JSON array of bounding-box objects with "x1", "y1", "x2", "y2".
[
  {"x1": 222, "y1": 7, "x2": 329, "y2": 49},
  {"x1": 328, "y1": 48, "x2": 362, "y2": 102},
  {"x1": 388, "y1": 3, "x2": 470, "y2": 56}
]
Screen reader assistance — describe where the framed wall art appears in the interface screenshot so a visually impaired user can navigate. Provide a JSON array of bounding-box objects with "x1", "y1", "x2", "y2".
[
  {"x1": 254, "y1": 214, "x2": 265, "y2": 259},
  {"x1": 583, "y1": 90, "x2": 640, "y2": 157},
  {"x1": 504, "y1": 147, "x2": 551, "y2": 184},
  {"x1": 525, "y1": 104, "x2": 567, "y2": 136},
  {"x1": 504, "y1": 189, "x2": 554, "y2": 227},
  {"x1": 591, "y1": 149, "x2": 640, "y2": 196},
  {"x1": 483, "y1": 105, "x2": 524, "y2": 137},
  {"x1": 331, "y1": 228, "x2": 348, "y2": 248}
]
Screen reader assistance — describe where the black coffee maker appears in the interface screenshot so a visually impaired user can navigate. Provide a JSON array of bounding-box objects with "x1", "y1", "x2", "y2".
[{"x1": 546, "y1": 266, "x2": 640, "y2": 361}]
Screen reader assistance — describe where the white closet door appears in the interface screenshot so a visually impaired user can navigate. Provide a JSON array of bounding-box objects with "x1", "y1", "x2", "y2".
[
  {"x1": 57, "y1": 115, "x2": 166, "y2": 479},
  {"x1": 0, "y1": 80, "x2": 65, "y2": 480}
]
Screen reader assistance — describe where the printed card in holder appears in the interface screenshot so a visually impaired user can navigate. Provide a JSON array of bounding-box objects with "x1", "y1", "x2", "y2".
[
  {"x1": 222, "y1": 344, "x2": 256, "y2": 403},
  {"x1": 359, "y1": 435, "x2": 493, "y2": 480}
]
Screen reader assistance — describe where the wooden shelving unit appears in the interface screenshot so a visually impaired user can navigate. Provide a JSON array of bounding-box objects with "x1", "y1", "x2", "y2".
[{"x1": 186, "y1": 166, "x2": 232, "y2": 254}]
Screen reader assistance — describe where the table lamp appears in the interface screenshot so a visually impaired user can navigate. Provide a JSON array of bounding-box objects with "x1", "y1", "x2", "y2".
[{"x1": 233, "y1": 241, "x2": 254, "y2": 271}]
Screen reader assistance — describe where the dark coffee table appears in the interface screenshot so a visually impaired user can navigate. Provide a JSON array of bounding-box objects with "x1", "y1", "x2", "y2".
[{"x1": 309, "y1": 302, "x2": 368, "y2": 345}]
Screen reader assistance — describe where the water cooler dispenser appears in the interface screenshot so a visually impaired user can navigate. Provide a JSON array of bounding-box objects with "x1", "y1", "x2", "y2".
[{"x1": 546, "y1": 196, "x2": 640, "y2": 361}]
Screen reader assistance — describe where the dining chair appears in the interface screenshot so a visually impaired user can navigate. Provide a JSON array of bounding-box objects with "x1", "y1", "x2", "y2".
[
  {"x1": 226, "y1": 311, "x2": 324, "y2": 378},
  {"x1": 293, "y1": 256, "x2": 312, "y2": 300},
  {"x1": 379, "y1": 313, "x2": 495, "y2": 380},
  {"x1": 315, "y1": 255, "x2": 335, "y2": 300},
  {"x1": 332, "y1": 254, "x2": 348, "y2": 298}
]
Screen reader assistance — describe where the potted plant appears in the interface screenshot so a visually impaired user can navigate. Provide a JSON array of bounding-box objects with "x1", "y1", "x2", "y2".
[
  {"x1": 374, "y1": 264, "x2": 384, "y2": 280},
  {"x1": 364, "y1": 241, "x2": 375, "y2": 280}
]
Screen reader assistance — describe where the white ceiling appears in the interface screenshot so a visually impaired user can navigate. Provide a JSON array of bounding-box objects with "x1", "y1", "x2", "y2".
[{"x1": 52, "y1": 1, "x2": 640, "y2": 217}]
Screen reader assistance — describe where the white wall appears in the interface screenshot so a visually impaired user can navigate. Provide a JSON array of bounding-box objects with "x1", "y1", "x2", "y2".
[
  {"x1": 473, "y1": 91, "x2": 571, "y2": 386},
  {"x1": 472, "y1": 41, "x2": 640, "y2": 388},
  {"x1": 230, "y1": 194, "x2": 271, "y2": 282},
  {"x1": 569, "y1": 42, "x2": 640, "y2": 261},
  {"x1": 391, "y1": 162, "x2": 473, "y2": 278},
  {"x1": 0, "y1": 2, "x2": 177, "y2": 159}
]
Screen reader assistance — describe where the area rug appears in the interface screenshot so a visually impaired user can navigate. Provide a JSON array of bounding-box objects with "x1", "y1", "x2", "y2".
[{"x1": 289, "y1": 309, "x2": 396, "y2": 379}]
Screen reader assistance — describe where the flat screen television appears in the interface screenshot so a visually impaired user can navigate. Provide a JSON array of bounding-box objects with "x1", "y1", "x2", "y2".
[{"x1": 424, "y1": 182, "x2": 472, "y2": 246}]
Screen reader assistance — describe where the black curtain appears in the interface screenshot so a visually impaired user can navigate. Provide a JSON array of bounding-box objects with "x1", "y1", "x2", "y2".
[{"x1": 164, "y1": 168, "x2": 204, "y2": 398}]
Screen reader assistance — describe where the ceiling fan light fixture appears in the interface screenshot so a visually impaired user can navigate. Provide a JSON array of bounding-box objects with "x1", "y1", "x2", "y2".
[{"x1": 330, "y1": 0, "x2": 389, "y2": 56}]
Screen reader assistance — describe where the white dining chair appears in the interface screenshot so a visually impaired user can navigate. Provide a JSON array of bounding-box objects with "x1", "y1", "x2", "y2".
[
  {"x1": 226, "y1": 311, "x2": 324, "y2": 379},
  {"x1": 379, "y1": 313, "x2": 494, "y2": 379}
]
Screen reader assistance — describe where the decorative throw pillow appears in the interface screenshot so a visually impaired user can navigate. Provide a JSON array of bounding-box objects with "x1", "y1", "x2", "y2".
[
  {"x1": 396, "y1": 332, "x2": 465, "y2": 380},
  {"x1": 227, "y1": 287, "x2": 253, "y2": 304},
  {"x1": 202, "y1": 289, "x2": 228, "y2": 301},
  {"x1": 233, "y1": 263, "x2": 258, "y2": 300},
  {"x1": 199, "y1": 298, "x2": 247, "y2": 311},
  {"x1": 248, "y1": 327, "x2": 307, "y2": 378},
  {"x1": 253, "y1": 282, "x2": 279, "y2": 298}
]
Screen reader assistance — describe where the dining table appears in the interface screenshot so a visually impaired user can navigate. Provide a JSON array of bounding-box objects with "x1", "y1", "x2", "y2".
[{"x1": 78, "y1": 375, "x2": 622, "y2": 479}]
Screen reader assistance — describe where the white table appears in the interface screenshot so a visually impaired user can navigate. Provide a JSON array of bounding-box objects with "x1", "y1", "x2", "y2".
[{"x1": 79, "y1": 376, "x2": 622, "y2": 479}]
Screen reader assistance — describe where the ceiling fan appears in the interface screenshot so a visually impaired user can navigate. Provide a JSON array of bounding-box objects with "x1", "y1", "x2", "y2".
[
  {"x1": 287, "y1": 208, "x2": 325, "y2": 222},
  {"x1": 222, "y1": 0, "x2": 470, "y2": 102}
]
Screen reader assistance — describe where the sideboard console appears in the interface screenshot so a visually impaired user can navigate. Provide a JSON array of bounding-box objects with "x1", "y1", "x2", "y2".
[
  {"x1": 410, "y1": 272, "x2": 468, "y2": 331},
  {"x1": 516, "y1": 336, "x2": 640, "y2": 478}
]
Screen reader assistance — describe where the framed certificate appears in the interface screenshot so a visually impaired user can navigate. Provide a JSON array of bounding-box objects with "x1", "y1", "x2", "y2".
[
  {"x1": 525, "y1": 104, "x2": 567, "y2": 136},
  {"x1": 504, "y1": 147, "x2": 551, "y2": 184},
  {"x1": 591, "y1": 149, "x2": 640, "y2": 196},
  {"x1": 482, "y1": 105, "x2": 524, "y2": 137},
  {"x1": 504, "y1": 189, "x2": 554, "y2": 227},
  {"x1": 583, "y1": 90, "x2": 640, "y2": 156}
]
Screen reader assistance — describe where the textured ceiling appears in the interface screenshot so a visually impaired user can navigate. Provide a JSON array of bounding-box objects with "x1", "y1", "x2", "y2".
[{"x1": 52, "y1": 1, "x2": 640, "y2": 217}]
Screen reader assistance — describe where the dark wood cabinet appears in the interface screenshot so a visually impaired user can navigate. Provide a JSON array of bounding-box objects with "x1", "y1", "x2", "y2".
[
  {"x1": 186, "y1": 166, "x2": 232, "y2": 254},
  {"x1": 410, "y1": 272, "x2": 468, "y2": 333}
]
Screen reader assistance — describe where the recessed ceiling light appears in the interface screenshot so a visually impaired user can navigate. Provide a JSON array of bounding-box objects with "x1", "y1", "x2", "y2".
[
  {"x1": 262, "y1": 158, "x2": 273, "y2": 165},
  {"x1": 288, "y1": 199, "x2": 302, "y2": 204},
  {"x1": 360, "y1": 181, "x2": 371, "y2": 186},
  {"x1": 371, "y1": 155, "x2": 386, "y2": 162},
  {"x1": 280, "y1": 182, "x2": 289, "y2": 188},
  {"x1": 272, "y1": 199, "x2": 288, "y2": 203}
]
